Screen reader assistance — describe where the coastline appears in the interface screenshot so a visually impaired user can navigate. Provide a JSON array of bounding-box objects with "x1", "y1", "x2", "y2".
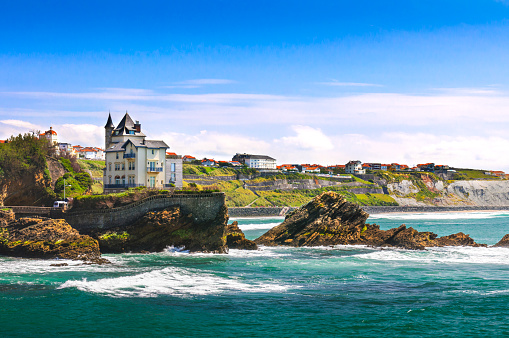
[{"x1": 229, "y1": 205, "x2": 509, "y2": 217}]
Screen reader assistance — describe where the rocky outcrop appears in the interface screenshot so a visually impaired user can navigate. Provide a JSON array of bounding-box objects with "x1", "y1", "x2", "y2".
[
  {"x1": 225, "y1": 221, "x2": 257, "y2": 250},
  {"x1": 494, "y1": 234, "x2": 509, "y2": 247},
  {"x1": 255, "y1": 191, "x2": 369, "y2": 247},
  {"x1": 0, "y1": 212, "x2": 104, "y2": 262},
  {"x1": 255, "y1": 192, "x2": 484, "y2": 250},
  {"x1": 90, "y1": 205, "x2": 229, "y2": 254}
]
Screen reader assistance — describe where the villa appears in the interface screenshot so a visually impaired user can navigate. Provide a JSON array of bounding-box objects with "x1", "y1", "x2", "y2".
[{"x1": 103, "y1": 112, "x2": 174, "y2": 193}]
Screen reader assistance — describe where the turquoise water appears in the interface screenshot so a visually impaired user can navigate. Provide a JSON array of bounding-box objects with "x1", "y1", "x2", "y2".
[{"x1": 1, "y1": 212, "x2": 509, "y2": 337}]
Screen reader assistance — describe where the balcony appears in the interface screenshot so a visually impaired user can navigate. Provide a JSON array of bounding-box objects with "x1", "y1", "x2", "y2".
[
  {"x1": 104, "y1": 183, "x2": 143, "y2": 189},
  {"x1": 123, "y1": 153, "x2": 136, "y2": 159},
  {"x1": 147, "y1": 166, "x2": 163, "y2": 172}
]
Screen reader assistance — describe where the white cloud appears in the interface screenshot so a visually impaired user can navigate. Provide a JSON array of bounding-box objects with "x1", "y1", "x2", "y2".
[
  {"x1": 56, "y1": 124, "x2": 103, "y2": 147},
  {"x1": 275, "y1": 125, "x2": 334, "y2": 151},
  {"x1": 153, "y1": 130, "x2": 271, "y2": 159}
]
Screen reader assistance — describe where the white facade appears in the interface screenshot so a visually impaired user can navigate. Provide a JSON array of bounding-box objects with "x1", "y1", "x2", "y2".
[
  {"x1": 165, "y1": 154, "x2": 183, "y2": 188},
  {"x1": 39, "y1": 127, "x2": 58, "y2": 145},
  {"x1": 103, "y1": 113, "x2": 169, "y2": 192},
  {"x1": 345, "y1": 160, "x2": 365, "y2": 175},
  {"x1": 244, "y1": 156, "x2": 277, "y2": 169}
]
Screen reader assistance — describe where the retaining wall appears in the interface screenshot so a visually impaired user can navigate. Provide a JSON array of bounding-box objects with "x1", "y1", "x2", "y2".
[
  {"x1": 62, "y1": 193, "x2": 226, "y2": 231},
  {"x1": 229, "y1": 207, "x2": 298, "y2": 217}
]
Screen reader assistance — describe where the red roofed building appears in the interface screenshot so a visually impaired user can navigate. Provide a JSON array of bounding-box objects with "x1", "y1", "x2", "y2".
[
  {"x1": 39, "y1": 127, "x2": 58, "y2": 145},
  {"x1": 183, "y1": 155, "x2": 197, "y2": 162}
]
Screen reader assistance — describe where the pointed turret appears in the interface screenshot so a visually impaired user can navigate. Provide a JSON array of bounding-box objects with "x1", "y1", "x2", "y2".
[
  {"x1": 104, "y1": 112, "x2": 115, "y2": 149},
  {"x1": 105, "y1": 112, "x2": 114, "y2": 128}
]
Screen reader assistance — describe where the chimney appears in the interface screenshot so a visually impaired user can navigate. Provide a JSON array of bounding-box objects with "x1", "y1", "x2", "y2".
[{"x1": 135, "y1": 120, "x2": 141, "y2": 132}]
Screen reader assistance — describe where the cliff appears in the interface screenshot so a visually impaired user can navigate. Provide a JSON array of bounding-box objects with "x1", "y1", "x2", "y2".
[
  {"x1": 255, "y1": 192, "x2": 484, "y2": 250},
  {"x1": 0, "y1": 209, "x2": 104, "y2": 262}
]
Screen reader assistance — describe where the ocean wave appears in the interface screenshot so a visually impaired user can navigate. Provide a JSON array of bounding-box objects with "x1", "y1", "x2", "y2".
[
  {"x1": 237, "y1": 222, "x2": 281, "y2": 231},
  {"x1": 356, "y1": 246, "x2": 509, "y2": 265},
  {"x1": 368, "y1": 211, "x2": 509, "y2": 221},
  {"x1": 58, "y1": 266, "x2": 288, "y2": 298}
]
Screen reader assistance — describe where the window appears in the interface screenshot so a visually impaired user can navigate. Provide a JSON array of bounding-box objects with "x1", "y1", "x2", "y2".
[
  {"x1": 149, "y1": 176, "x2": 155, "y2": 187},
  {"x1": 115, "y1": 163, "x2": 120, "y2": 171},
  {"x1": 171, "y1": 163, "x2": 176, "y2": 172},
  {"x1": 116, "y1": 153, "x2": 119, "y2": 159},
  {"x1": 108, "y1": 163, "x2": 111, "y2": 171},
  {"x1": 122, "y1": 163, "x2": 125, "y2": 170},
  {"x1": 152, "y1": 149, "x2": 155, "y2": 155},
  {"x1": 109, "y1": 176, "x2": 111, "y2": 184},
  {"x1": 171, "y1": 173, "x2": 176, "y2": 182}
]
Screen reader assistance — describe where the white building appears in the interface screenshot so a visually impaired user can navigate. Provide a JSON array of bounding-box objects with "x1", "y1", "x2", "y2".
[
  {"x1": 103, "y1": 112, "x2": 169, "y2": 193},
  {"x1": 165, "y1": 152, "x2": 183, "y2": 188},
  {"x1": 39, "y1": 127, "x2": 58, "y2": 145},
  {"x1": 232, "y1": 153, "x2": 277, "y2": 170},
  {"x1": 345, "y1": 160, "x2": 365, "y2": 175}
]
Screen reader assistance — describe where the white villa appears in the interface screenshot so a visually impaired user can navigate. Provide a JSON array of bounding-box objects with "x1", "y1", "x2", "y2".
[
  {"x1": 103, "y1": 112, "x2": 170, "y2": 193},
  {"x1": 345, "y1": 160, "x2": 365, "y2": 175},
  {"x1": 39, "y1": 127, "x2": 58, "y2": 145}
]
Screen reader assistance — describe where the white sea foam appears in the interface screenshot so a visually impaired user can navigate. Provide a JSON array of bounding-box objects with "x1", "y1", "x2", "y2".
[
  {"x1": 58, "y1": 266, "x2": 288, "y2": 298},
  {"x1": 369, "y1": 211, "x2": 509, "y2": 221},
  {"x1": 357, "y1": 246, "x2": 509, "y2": 265},
  {"x1": 236, "y1": 222, "x2": 281, "y2": 231}
]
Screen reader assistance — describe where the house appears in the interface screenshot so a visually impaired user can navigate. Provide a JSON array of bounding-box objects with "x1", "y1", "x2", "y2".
[
  {"x1": 103, "y1": 112, "x2": 169, "y2": 192},
  {"x1": 58, "y1": 143, "x2": 74, "y2": 156},
  {"x1": 39, "y1": 127, "x2": 58, "y2": 145},
  {"x1": 232, "y1": 153, "x2": 277, "y2": 170},
  {"x1": 364, "y1": 163, "x2": 381, "y2": 170},
  {"x1": 491, "y1": 171, "x2": 506, "y2": 178},
  {"x1": 165, "y1": 152, "x2": 183, "y2": 188},
  {"x1": 229, "y1": 161, "x2": 243, "y2": 167},
  {"x1": 201, "y1": 158, "x2": 217, "y2": 167},
  {"x1": 417, "y1": 163, "x2": 435, "y2": 172},
  {"x1": 183, "y1": 155, "x2": 197, "y2": 162},
  {"x1": 380, "y1": 164, "x2": 390, "y2": 171},
  {"x1": 345, "y1": 160, "x2": 365, "y2": 175},
  {"x1": 301, "y1": 165, "x2": 321, "y2": 173}
]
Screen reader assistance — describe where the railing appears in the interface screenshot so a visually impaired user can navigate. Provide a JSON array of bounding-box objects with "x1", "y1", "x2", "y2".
[
  {"x1": 147, "y1": 167, "x2": 163, "y2": 172},
  {"x1": 123, "y1": 153, "x2": 136, "y2": 158},
  {"x1": 104, "y1": 183, "x2": 143, "y2": 189}
]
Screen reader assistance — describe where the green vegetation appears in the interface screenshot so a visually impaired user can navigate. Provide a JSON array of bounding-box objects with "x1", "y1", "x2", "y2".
[
  {"x1": 99, "y1": 232, "x2": 130, "y2": 240},
  {"x1": 78, "y1": 159, "x2": 105, "y2": 178},
  {"x1": 0, "y1": 133, "x2": 51, "y2": 182},
  {"x1": 54, "y1": 158, "x2": 94, "y2": 199},
  {"x1": 452, "y1": 169, "x2": 500, "y2": 180},
  {"x1": 183, "y1": 164, "x2": 256, "y2": 176}
]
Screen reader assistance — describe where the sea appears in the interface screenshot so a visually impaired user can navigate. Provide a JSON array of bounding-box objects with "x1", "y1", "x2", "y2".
[{"x1": 1, "y1": 211, "x2": 509, "y2": 337}]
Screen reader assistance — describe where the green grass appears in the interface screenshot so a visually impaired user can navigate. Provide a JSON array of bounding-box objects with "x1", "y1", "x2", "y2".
[
  {"x1": 453, "y1": 169, "x2": 501, "y2": 180},
  {"x1": 78, "y1": 159, "x2": 105, "y2": 178}
]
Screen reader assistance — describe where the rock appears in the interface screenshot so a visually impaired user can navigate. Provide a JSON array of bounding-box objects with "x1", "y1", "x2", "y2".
[
  {"x1": 225, "y1": 221, "x2": 257, "y2": 250},
  {"x1": 0, "y1": 216, "x2": 104, "y2": 261},
  {"x1": 494, "y1": 234, "x2": 509, "y2": 247},
  {"x1": 91, "y1": 205, "x2": 229, "y2": 254},
  {"x1": 255, "y1": 191, "x2": 369, "y2": 247},
  {"x1": 255, "y1": 191, "x2": 484, "y2": 250}
]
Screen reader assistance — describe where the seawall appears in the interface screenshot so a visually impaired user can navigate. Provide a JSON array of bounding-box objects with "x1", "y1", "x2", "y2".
[
  {"x1": 229, "y1": 207, "x2": 298, "y2": 217},
  {"x1": 62, "y1": 193, "x2": 226, "y2": 231}
]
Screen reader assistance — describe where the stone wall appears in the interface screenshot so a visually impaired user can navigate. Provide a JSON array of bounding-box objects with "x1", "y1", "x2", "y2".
[
  {"x1": 62, "y1": 193, "x2": 226, "y2": 231},
  {"x1": 229, "y1": 207, "x2": 298, "y2": 217}
]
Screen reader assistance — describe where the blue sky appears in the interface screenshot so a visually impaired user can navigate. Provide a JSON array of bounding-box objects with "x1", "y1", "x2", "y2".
[{"x1": 2, "y1": 0, "x2": 509, "y2": 170}]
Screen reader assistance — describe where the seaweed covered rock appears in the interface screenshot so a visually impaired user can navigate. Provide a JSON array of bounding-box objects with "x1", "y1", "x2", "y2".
[
  {"x1": 255, "y1": 191, "x2": 369, "y2": 247},
  {"x1": 255, "y1": 191, "x2": 484, "y2": 249},
  {"x1": 92, "y1": 205, "x2": 229, "y2": 254},
  {"x1": 0, "y1": 216, "x2": 104, "y2": 262},
  {"x1": 225, "y1": 221, "x2": 257, "y2": 250},
  {"x1": 494, "y1": 234, "x2": 509, "y2": 247}
]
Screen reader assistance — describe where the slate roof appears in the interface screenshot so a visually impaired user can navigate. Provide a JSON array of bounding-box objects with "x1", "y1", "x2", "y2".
[
  {"x1": 245, "y1": 154, "x2": 276, "y2": 160},
  {"x1": 105, "y1": 113, "x2": 114, "y2": 128},
  {"x1": 112, "y1": 113, "x2": 146, "y2": 137},
  {"x1": 105, "y1": 139, "x2": 168, "y2": 152}
]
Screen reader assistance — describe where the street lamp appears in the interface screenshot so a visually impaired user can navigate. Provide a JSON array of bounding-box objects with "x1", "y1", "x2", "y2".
[{"x1": 63, "y1": 178, "x2": 71, "y2": 201}]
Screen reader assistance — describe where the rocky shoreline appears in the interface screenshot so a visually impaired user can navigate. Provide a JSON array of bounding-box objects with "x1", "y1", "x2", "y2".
[{"x1": 230, "y1": 205, "x2": 509, "y2": 217}]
